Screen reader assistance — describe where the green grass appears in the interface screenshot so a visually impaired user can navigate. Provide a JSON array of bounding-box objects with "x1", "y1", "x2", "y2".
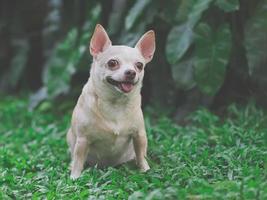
[{"x1": 0, "y1": 97, "x2": 267, "y2": 199}]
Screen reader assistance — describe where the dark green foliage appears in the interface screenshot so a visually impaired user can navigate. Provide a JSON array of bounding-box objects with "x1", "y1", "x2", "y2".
[
  {"x1": 1, "y1": 97, "x2": 266, "y2": 199},
  {"x1": 3, "y1": 41, "x2": 29, "y2": 89},
  {"x1": 166, "y1": 24, "x2": 194, "y2": 65},
  {"x1": 165, "y1": 0, "x2": 233, "y2": 95},
  {"x1": 171, "y1": 55, "x2": 196, "y2": 90},
  {"x1": 194, "y1": 23, "x2": 231, "y2": 96},
  {"x1": 125, "y1": 0, "x2": 152, "y2": 30},
  {"x1": 1, "y1": 0, "x2": 267, "y2": 111},
  {"x1": 166, "y1": 0, "x2": 213, "y2": 65},
  {"x1": 244, "y1": 0, "x2": 267, "y2": 87},
  {"x1": 44, "y1": 29, "x2": 79, "y2": 98},
  {"x1": 29, "y1": 4, "x2": 101, "y2": 108},
  {"x1": 36, "y1": 0, "x2": 266, "y2": 105},
  {"x1": 215, "y1": 0, "x2": 240, "y2": 12}
]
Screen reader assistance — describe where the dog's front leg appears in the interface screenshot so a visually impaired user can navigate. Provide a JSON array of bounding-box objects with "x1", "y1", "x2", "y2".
[
  {"x1": 70, "y1": 136, "x2": 89, "y2": 179},
  {"x1": 133, "y1": 130, "x2": 150, "y2": 172}
]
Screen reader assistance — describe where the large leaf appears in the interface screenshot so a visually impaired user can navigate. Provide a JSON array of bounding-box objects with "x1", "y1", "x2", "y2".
[
  {"x1": 44, "y1": 4, "x2": 101, "y2": 98},
  {"x1": 194, "y1": 23, "x2": 231, "y2": 96},
  {"x1": 166, "y1": 0, "x2": 213, "y2": 64},
  {"x1": 175, "y1": 0, "x2": 195, "y2": 23},
  {"x1": 171, "y1": 55, "x2": 196, "y2": 90},
  {"x1": 119, "y1": 21, "x2": 147, "y2": 46},
  {"x1": 125, "y1": 0, "x2": 152, "y2": 30},
  {"x1": 2, "y1": 40, "x2": 29, "y2": 89},
  {"x1": 29, "y1": 5, "x2": 101, "y2": 108},
  {"x1": 166, "y1": 24, "x2": 194, "y2": 65},
  {"x1": 108, "y1": 0, "x2": 128, "y2": 35},
  {"x1": 159, "y1": 0, "x2": 183, "y2": 24},
  {"x1": 43, "y1": 29, "x2": 78, "y2": 98},
  {"x1": 122, "y1": 2, "x2": 157, "y2": 46},
  {"x1": 244, "y1": 0, "x2": 267, "y2": 86},
  {"x1": 186, "y1": 0, "x2": 214, "y2": 27},
  {"x1": 215, "y1": 0, "x2": 240, "y2": 12}
]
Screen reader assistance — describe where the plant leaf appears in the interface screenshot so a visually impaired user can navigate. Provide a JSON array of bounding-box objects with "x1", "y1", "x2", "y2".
[
  {"x1": 119, "y1": 21, "x2": 147, "y2": 47},
  {"x1": 6, "y1": 40, "x2": 29, "y2": 88},
  {"x1": 166, "y1": 24, "x2": 194, "y2": 65},
  {"x1": 171, "y1": 55, "x2": 196, "y2": 90},
  {"x1": 215, "y1": 0, "x2": 240, "y2": 12},
  {"x1": 244, "y1": 0, "x2": 267, "y2": 86},
  {"x1": 194, "y1": 23, "x2": 231, "y2": 96},
  {"x1": 29, "y1": 5, "x2": 101, "y2": 109},
  {"x1": 43, "y1": 28, "x2": 79, "y2": 98},
  {"x1": 187, "y1": 0, "x2": 214, "y2": 27},
  {"x1": 44, "y1": 5, "x2": 101, "y2": 98},
  {"x1": 125, "y1": 0, "x2": 152, "y2": 30},
  {"x1": 166, "y1": 0, "x2": 213, "y2": 64},
  {"x1": 175, "y1": 0, "x2": 195, "y2": 23}
]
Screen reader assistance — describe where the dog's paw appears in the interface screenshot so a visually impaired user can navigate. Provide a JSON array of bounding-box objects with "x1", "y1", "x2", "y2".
[
  {"x1": 70, "y1": 171, "x2": 81, "y2": 180},
  {"x1": 138, "y1": 160, "x2": 150, "y2": 172}
]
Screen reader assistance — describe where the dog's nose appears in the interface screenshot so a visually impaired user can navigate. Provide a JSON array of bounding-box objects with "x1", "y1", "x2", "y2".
[{"x1": 125, "y1": 70, "x2": 136, "y2": 79}]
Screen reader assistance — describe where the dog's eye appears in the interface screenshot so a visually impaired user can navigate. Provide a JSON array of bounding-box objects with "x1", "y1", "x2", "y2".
[
  {"x1": 107, "y1": 59, "x2": 119, "y2": 69},
  {"x1": 135, "y1": 62, "x2": 143, "y2": 71}
]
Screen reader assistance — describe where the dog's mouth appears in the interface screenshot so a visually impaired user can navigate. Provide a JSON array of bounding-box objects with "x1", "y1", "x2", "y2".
[{"x1": 106, "y1": 77, "x2": 137, "y2": 93}]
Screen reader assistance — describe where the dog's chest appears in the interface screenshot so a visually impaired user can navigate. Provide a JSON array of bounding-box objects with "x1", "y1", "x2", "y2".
[
  {"x1": 87, "y1": 105, "x2": 138, "y2": 141},
  {"x1": 93, "y1": 115, "x2": 137, "y2": 140},
  {"x1": 88, "y1": 115, "x2": 137, "y2": 157}
]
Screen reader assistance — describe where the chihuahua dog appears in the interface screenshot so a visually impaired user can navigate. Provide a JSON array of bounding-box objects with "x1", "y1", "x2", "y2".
[{"x1": 67, "y1": 24, "x2": 155, "y2": 179}]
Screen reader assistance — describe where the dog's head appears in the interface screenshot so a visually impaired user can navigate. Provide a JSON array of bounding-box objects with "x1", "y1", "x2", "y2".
[{"x1": 89, "y1": 24, "x2": 155, "y2": 95}]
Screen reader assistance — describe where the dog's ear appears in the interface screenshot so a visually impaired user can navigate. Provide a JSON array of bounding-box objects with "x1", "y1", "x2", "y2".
[
  {"x1": 135, "y1": 30, "x2": 155, "y2": 63},
  {"x1": 90, "y1": 24, "x2": 112, "y2": 57}
]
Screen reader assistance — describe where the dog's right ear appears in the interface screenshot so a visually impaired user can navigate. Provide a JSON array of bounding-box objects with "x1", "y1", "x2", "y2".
[{"x1": 90, "y1": 24, "x2": 112, "y2": 57}]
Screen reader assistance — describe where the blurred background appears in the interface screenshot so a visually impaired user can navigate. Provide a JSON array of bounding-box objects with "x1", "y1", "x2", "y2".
[{"x1": 0, "y1": 0, "x2": 266, "y2": 121}]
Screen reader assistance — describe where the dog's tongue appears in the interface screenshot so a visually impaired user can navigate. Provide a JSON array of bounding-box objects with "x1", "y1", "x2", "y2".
[{"x1": 120, "y1": 83, "x2": 134, "y2": 93}]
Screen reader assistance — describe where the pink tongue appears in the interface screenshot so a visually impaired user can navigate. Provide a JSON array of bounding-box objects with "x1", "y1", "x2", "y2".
[{"x1": 120, "y1": 83, "x2": 133, "y2": 93}]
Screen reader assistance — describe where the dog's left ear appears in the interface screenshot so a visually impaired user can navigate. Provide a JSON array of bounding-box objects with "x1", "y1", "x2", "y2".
[{"x1": 135, "y1": 30, "x2": 156, "y2": 63}]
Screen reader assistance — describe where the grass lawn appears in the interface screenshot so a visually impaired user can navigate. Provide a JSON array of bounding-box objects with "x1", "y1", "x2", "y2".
[{"x1": 0, "y1": 97, "x2": 267, "y2": 199}]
